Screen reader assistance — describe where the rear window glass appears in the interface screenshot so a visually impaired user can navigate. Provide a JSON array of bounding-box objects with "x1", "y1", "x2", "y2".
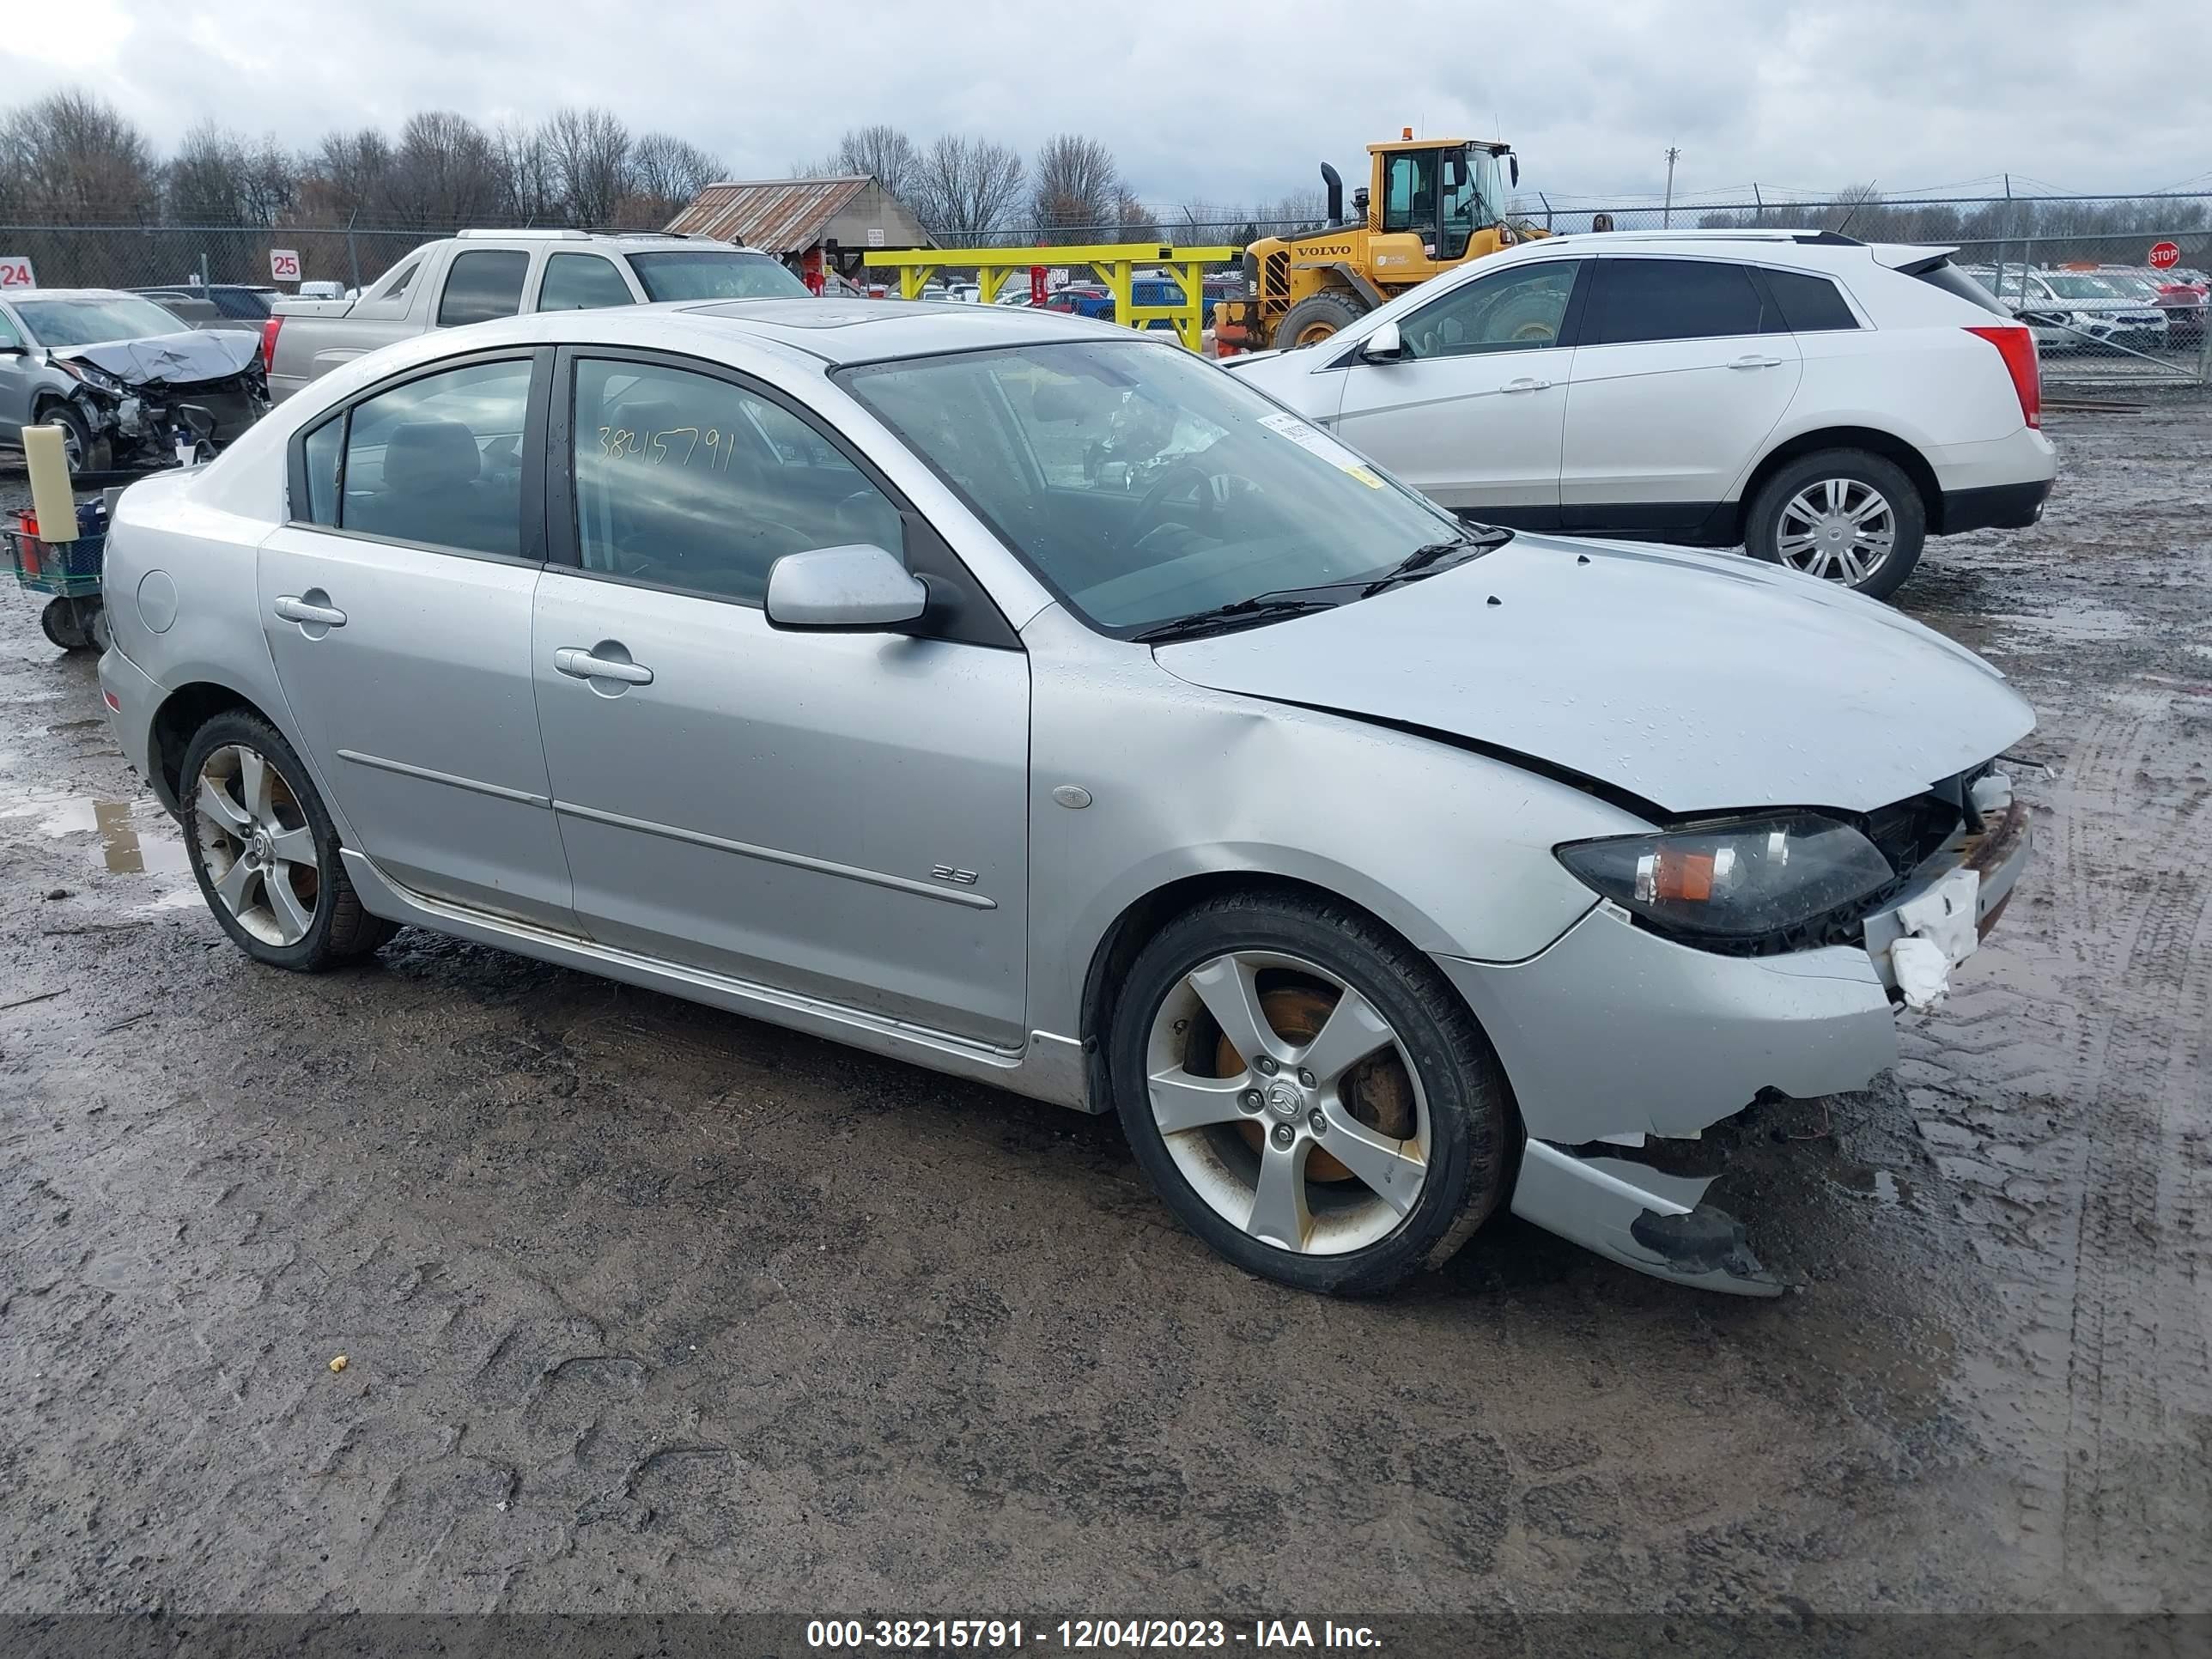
[
  {"x1": 210, "y1": 288, "x2": 274, "y2": 320},
  {"x1": 437, "y1": 250, "x2": 531, "y2": 328},
  {"x1": 1763, "y1": 268, "x2": 1860, "y2": 332},
  {"x1": 627, "y1": 251, "x2": 809, "y2": 302},
  {"x1": 1912, "y1": 258, "x2": 2011, "y2": 317},
  {"x1": 1583, "y1": 258, "x2": 1770, "y2": 345}
]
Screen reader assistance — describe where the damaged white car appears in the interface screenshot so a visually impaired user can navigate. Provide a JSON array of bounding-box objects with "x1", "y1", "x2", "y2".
[
  {"x1": 0, "y1": 289, "x2": 268, "y2": 471},
  {"x1": 98, "y1": 303, "x2": 2032, "y2": 1297}
]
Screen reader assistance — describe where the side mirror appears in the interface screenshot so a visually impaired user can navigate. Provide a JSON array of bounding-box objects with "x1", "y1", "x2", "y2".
[
  {"x1": 765, "y1": 544, "x2": 927, "y2": 631},
  {"x1": 1359, "y1": 321, "x2": 1406, "y2": 363},
  {"x1": 1509, "y1": 155, "x2": 1520, "y2": 188}
]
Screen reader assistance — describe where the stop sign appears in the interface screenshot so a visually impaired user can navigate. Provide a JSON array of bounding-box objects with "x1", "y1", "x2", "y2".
[{"x1": 2148, "y1": 241, "x2": 2181, "y2": 270}]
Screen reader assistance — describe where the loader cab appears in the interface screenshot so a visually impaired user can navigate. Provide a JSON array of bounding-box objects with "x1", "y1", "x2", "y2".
[{"x1": 1372, "y1": 139, "x2": 1513, "y2": 264}]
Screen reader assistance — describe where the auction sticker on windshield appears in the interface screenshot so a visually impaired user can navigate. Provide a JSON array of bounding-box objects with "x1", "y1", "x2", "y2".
[{"x1": 1257, "y1": 410, "x2": 1386, "y2": 488}]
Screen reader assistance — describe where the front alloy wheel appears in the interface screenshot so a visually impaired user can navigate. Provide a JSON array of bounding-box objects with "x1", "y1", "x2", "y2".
[
  {"x1": 1146, "y1": 951, "x2": 1430, "y2": 1255},
  {"x1": 1111, "y1": 890, "x2": 1510, "y2": 1295}
]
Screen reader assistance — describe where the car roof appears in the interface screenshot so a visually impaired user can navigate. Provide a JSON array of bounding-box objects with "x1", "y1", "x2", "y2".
[
  {"x1": 1, "y1": 287, "x2": 143, "y2": 301},
  {"x1": 670, "y1": 297, "x2": 1140, "y2": 362}
]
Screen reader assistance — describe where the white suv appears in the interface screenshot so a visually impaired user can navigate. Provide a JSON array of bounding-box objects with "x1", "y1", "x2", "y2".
[{"x1": 1224, "y1": 231, "x2": 2055, "y2": 599}]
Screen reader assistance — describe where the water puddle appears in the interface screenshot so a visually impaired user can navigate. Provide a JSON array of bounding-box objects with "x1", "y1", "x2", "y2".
[{"x1": 0, "y1": 790, "x2": 192, "y2": 877}]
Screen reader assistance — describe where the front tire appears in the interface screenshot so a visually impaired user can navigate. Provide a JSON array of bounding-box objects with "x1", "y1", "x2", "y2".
[
  {"x1": 1109, "y1": 890, "x2": 1511, "y2": 1295},
  {"x1": 1744, "y1": 447, "x2": 1926, "y2": 600},
  {"x1": 36, "y1": 401, "x2": 113, "y2": 476},
  {"x1": 1273, "y1": 289, "x2": 1367, "y2": 350},
  {"x1": 179, "y1": 711, "x2": 397, "y2": 970}
]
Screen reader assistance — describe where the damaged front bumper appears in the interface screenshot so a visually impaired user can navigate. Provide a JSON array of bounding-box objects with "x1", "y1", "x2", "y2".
[{"x1": 1438, "y1": 796, "x2": 2033, "y2": 1297}]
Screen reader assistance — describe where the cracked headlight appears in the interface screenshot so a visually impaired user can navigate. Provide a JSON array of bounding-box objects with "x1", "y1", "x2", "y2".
[
  {"x1": 57, "y1": 358, "x2": 130, "y2": 396},
  {"x1": 1555, "y1": 813, "x2": 1897, "y2": 945}
]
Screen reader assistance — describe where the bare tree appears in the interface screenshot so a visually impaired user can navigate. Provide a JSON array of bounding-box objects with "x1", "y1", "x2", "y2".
[
  {"x1": 493, "y1": 119, "x2": 560, "y2": 223},
  {"x1": 544, "y1": 106, "x2": 632, "y2": 226},
  {"x1": 800, "y1": 125, "x2": 919, "y2": 198},
  {"x1": 1030, "y1": 133, "x2": 1120, "y2": 235},
  {"x1": 297, "y1": 126, "x2": 394, "y2": 222},
  {"x1": 1113, "y1": 189, "x2": 1162, "y2": 246},
  {"x1": 910, "y1": 134, "x2": 1025, "y2": 246},
  {"x1": 629, "y1": 131, "x2": 722, "y2": 225},
  {"x1": 386, "y1": 111, "x2": 501, "y2": 228},
  {"x1": 0, "y1": 88, "x2": 160, "y2": 219}
]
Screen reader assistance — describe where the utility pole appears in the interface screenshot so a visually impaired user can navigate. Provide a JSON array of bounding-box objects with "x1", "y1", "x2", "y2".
[{"x1": 1663, "y1": 147, "x2": 1681, "y2": 227}]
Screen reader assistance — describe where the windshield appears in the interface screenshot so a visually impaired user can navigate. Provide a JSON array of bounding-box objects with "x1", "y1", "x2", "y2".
[
  {"x1": 2095, "y1": 271, "x2": 2159, "y2": 298},
  {"x1": 1441, "y1": 147, "x2": 1507, "y2": 258},
  {"x1": 840, "y1": 339, "x2": 1475, "y2": 635},
  {"x1": 628, "y1": 250, "x2": 809, "y2": 302},
  {"x1": 2041, "y1": 273, "x2": 2124, "y2": 301},
  {"x1": 13, "y1": 295, "x2": 187, "y2": 347}
]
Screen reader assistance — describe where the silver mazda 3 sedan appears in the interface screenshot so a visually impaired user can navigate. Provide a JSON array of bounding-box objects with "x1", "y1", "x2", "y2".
[{"x1": 96, "y1": 299, "x2": 2033, "y2": 1297}]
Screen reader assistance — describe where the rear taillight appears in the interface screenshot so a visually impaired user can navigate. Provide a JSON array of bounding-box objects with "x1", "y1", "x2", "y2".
[
  {"x1": 1966, "y1": 324, "x2": 2040, "y2": 429},
  {"x1": 259, "y1": 314, "x2": 283, "y2": 377}
]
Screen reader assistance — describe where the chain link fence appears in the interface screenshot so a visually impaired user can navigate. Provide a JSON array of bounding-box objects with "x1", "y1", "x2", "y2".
[{"x1": 4, "y1": 197, "x2": 2207, "y2": 386}]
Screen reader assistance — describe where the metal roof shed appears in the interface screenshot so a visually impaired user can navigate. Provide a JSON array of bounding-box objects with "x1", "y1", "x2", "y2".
[{"x1": 663, "y1": 175, "x2": 937, "y2": 261}]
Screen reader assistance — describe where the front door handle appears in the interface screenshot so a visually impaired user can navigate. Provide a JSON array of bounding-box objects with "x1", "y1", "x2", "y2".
[
  {"x1": 1729, "y1": 355, "x2": 1784, "y2": 369},
  {"x1": 273, "y1": 594, "x2": 347, "y2": 627},
  {"x1": 1500, "y1": 376, "x2": 1553, "y2": 393},
  {"x1": 554, "y1": 647, "x2": 653, "y2": 686}
]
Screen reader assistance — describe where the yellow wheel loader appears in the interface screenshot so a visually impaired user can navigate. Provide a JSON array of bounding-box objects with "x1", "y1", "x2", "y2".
[{"x1": 1213, "y1": 133, "x2": 1544, "y2": 353}]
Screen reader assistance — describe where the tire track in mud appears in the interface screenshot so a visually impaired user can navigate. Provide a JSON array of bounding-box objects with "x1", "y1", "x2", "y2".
[{"x1": 1945, "y1": 667, "x2": 2212, "y2": 1607}]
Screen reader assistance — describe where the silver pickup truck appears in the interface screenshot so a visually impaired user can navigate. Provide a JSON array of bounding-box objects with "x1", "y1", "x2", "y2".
[{"x1": 265, "y1": 228, "x2": 808, "y2": 402}]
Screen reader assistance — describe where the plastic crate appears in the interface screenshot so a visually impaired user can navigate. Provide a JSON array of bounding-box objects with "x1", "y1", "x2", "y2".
[{"x1": 7, "y1": 523, "x2": 106, "y2": 599}]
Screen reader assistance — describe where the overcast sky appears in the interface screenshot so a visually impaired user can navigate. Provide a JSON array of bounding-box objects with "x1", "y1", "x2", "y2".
[{"x1": 8, "y1": 0, "x2": 2209, "y2": 213}]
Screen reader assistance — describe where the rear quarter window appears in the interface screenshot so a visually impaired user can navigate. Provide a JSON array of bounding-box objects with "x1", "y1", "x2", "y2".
[
  {"x1": 437, "y1": 250, "x2": 531, "y2": 328},
  {"x1": 1762, "y1": 267, "x2": 1861, "y2": 331}
]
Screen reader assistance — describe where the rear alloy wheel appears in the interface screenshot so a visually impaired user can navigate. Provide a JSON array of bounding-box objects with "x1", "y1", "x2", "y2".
[
  {"x1": 180, "y1": 711, "x2": 396, "y2": 970},
  {"x1": 1745, "y1": 448, "x2": 1926, "y2": 601},
  {"x1": 1111, "y1": 891, "x2": 1510, "y2": 1294}
]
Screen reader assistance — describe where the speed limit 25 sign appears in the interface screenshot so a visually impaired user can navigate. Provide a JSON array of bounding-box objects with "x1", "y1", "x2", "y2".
[
  {"x1": 0, "y1": 255, "x2": 35, "y2": 289},
  {"x1": 269, "y1": 248, "x2": 302, "y2": 283}
]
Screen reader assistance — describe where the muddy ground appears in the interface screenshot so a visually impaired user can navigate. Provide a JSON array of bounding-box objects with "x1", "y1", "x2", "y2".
[{"x1": 1, "y1": 404, "x2": 2207, "y2": 1620}]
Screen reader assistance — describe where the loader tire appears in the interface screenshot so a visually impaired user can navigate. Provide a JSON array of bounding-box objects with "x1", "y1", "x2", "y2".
[{"x1": 1275, "y1": 290, "x2": 1368, "y2": 350}]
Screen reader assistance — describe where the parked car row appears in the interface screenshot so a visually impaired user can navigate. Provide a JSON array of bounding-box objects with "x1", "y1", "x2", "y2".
[
  {"x1": 97, "y1": 295, "x2": 2035, "y2": 1298},
  {"x1": 1959, "y1": 263, "x2": 2205, "y2": 351}
]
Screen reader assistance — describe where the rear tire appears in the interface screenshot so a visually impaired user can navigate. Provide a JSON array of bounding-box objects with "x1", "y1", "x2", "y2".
[
  {"x1": 180, "y1": 711, "x2": 398, "y2": 971},
  {"x1": 1109, "y1": 890, "x2": 1511, "y2": 1296},
  {"x1": 1744, "y1": 447, "x2": 1926, "y2": 601},
  {"x1": 1274, "y1": 290, "x2": 1367, "y2": 350}
]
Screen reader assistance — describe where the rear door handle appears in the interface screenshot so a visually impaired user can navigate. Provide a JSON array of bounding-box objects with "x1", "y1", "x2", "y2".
[
  {"x1": 554, "y1": 647, "x2": 653, "y2": 686},
  {"x1": 1500, "y1": 376, "x2": 1553, "y2": 393},
  {"x1": 273, "y1": 595, "x2": 346, "y2": 627},
  {"x1": 1729, "y1": 355, "x2": 1784, "y2": 369}
]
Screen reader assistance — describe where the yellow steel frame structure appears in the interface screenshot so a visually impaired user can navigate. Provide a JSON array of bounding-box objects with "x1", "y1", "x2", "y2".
[{"x1": 862, "y1": 244, "x2": 1237, "y2": 350}]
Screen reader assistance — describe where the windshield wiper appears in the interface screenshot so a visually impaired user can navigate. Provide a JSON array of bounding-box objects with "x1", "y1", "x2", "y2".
[
  {"x1": 1131, "y1": 592, "x2": 1346, "y2": 645},
  {"x1": 1361, "y1": 525, "x2": 1514, "y2": 595}
]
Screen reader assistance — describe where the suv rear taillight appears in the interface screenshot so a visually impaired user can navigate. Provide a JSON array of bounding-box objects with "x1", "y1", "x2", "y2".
[
  {"x1": 259, "y1": 314, "x2": 283, "y2": 377},
  {"x1": 1966, "y1": 324, "x2": 2040, "y2": 429}
]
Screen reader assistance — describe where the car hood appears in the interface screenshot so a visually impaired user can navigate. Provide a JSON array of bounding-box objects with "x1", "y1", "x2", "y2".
[
  {"x1": 1153, "y1": 534, "x2": 2035, "y2": 817},
  {"x1": 52, "y1": 330, "x2": 262, "y2": 386}
]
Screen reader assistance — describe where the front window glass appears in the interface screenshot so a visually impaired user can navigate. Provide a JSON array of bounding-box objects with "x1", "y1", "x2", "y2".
[
  {"x1": 627, "y1": 251, "x2": 809, "y2": 302},
  {"x1": 572, "y1": 359, "x2": 902, "y2": 605},
  {"x1": 340, "y1": 358, "x2": 532, "y2": 556},
  {"x1": 0, "y1": 310, "x2": 21, "y2": 349},
  {"x1": 1401, "y1": 261, "x2": 1577, "y2": 358},
  {"x1": 842, "y1": 339, "x2": 1471, "y2": 635},
  {"x1": 12, "y1": 296, "x2": 185, "y2": 346}
]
